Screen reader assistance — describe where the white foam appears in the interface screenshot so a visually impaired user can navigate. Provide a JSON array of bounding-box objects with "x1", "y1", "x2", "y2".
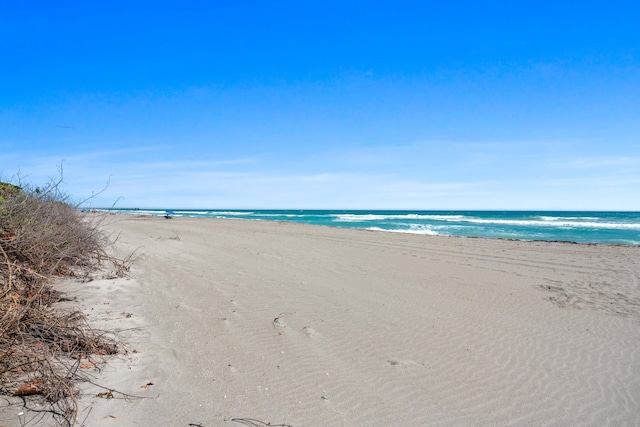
[
  {"x1": 332, "y1": 213, "x2": 466, "y2": 222},
  {"x1": 332, "y1": 213, "x2": 640, "y2": 230},
  {"x1": 174, "y1": 211, "x2": 209, "y2": 215},
  {"x1": 333, "y1": 214, "x2": 389, "y2": 222},
  {"x1": 538, "y1": 215, "x2": 602, "y2": 221},
  {"x1": 367, "y1": 226, "x2": 439, "y2": 236},
  {"x1": 208, "y1": 211, "x2": 254, "y2": 216},
  {"x1": 460, "y1": 218, "x2": 640, "y2": 230}
]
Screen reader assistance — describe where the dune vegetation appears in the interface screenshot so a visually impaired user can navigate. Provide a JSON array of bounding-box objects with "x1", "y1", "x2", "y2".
[{"x1": 0, "y1": 176, "x2": 125, "y2": 425}]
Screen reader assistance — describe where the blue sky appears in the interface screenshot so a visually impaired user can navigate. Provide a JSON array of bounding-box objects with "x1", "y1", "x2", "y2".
[{"x1": 1, "y1": 1, "x2": 639, "y2": 209}]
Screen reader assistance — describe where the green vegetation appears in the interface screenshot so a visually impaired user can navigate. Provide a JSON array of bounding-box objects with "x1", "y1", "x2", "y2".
[{"x1": 0, "y1": 181, "x2": 22, "y2": 203}]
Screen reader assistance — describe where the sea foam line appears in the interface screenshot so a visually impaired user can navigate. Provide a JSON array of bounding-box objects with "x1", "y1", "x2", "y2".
[
  {"x1": 331, "y1": 213, "x2": 640, "y2": 230},
  {"x1": 332, "y1": 214, "x2": 465, "y2": 222},
  {"x1": 367, "y1": 226, "x2": 439, "y2": 236},
  {"x1": 460, "y1": 218, "x2": 640, "y2": 230}
]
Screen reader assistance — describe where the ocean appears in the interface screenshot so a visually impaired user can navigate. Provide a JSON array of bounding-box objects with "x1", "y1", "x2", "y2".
[{"x1": 106, "y1": 209, "x2": 640, "y2": 246}]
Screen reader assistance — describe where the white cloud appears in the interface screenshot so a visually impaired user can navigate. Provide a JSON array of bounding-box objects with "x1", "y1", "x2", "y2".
[
  {"x1": 5, "y1": 140, "x2": 640, "y2": 210},
  {"x1": 552, "y1": 156, "x2": 640, "y2": 170}
]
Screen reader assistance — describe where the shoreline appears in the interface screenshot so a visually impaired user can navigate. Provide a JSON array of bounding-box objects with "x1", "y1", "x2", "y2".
[
  {"x1": 116, "y1": 212, "x2": 640, "y2": 247},
  {"x1": 97, "y1": 209, "x2": 640, "y2": 246},
  {"x1": 73, "y1": 215, "x2": 640, "y2": 425}
]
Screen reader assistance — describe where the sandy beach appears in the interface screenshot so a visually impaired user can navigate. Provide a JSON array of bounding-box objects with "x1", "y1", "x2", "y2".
[{"x1": 37, "y1": 216, "x2": 640, "y2": 425}]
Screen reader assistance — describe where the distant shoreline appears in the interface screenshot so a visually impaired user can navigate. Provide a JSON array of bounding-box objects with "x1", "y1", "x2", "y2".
[{"x1": 94, "y1": 208, "x2": 640, "y2": 246}]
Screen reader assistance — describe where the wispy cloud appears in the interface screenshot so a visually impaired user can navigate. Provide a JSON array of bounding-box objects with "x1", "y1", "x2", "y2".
[
  {"x1": 4, "y1": 138, "x2": 640, "y2": 210},
  {"x1": 551, "y1": 156, "x2": 640, "y2": 170}
]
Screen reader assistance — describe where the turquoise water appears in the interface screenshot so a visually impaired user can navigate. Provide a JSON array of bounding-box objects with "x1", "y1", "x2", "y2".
[{"x1": 109, "y1": 209, "x2": 640, "y2": 246}]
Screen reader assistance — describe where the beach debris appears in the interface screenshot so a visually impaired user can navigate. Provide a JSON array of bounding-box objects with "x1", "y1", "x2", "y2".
[
  {"x1": 272, "y1": 312, "x2": 295, "y2": 329},
  {"x1": 140, "y1": 381, "x2": 154, "y2": 389},
  {"x1": 0, "y1": 173, "x2": 128, "y2": 425},
  {"x1": 70, "y1": 352, "x2": 88, "y2": 360},
  {"x1": 302, "y1": 326, "x2": 319, "y2": 337},
  {"x1": 96, "y1": 390, "x2": 114, "y2": 399},
  {"x1": 230, "y1": 418, "x2": 293, "y2": 427},
  {"x1": 13, "y1": 378, "x2": 43, "y2": 396},
  {"x1": 80, "y1": 361, "x2": 100, "y2": 369},
  {"x1": 94, "y1": 387, "x2": 143, "y2": 401}
]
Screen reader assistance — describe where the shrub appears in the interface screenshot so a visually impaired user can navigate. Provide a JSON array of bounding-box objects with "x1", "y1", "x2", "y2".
[
  {"x1": 0, "y1": 176, "x2": 123, "y2": 425},
  {"x1": 0, "y1": 182, "x2": 22, "y2": 203}
]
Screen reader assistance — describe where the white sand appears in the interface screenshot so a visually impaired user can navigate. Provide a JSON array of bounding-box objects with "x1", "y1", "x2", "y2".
[{"x1": 6, "y1": 215, "x2": 640, "y2": 426}]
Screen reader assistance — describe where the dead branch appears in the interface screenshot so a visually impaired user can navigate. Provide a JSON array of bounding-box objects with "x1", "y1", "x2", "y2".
[{"x1": 0, "y1": 173, "x2": 127, "y2": 425}]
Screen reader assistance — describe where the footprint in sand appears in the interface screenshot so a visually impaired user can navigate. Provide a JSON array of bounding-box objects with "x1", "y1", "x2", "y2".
[
  {"x1": 273, "y1": 317, "x2": 287, "y2": 329},
  {"x1": 302, "y1": 326, "x2": 321, "y2": 338}
]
